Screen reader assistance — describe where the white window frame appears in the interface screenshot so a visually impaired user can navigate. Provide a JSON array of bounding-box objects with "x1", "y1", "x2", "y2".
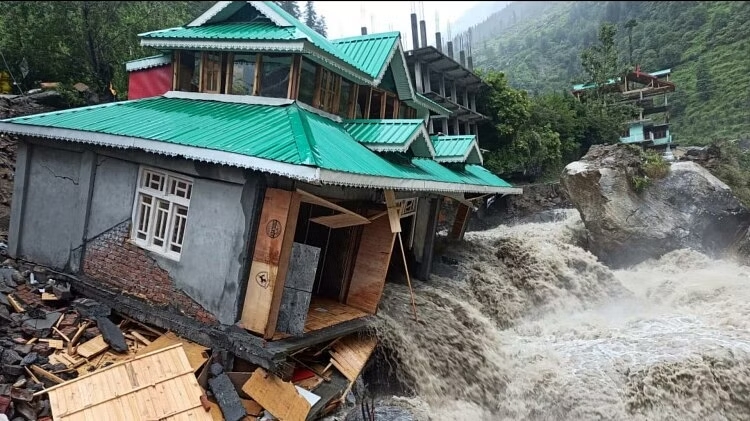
[
  {"x1": 130, "y1": 166, "x2": 193, "y2": 261},
  {"x1": 396, "y1": 198, "x2": 418, "y2": 249}
]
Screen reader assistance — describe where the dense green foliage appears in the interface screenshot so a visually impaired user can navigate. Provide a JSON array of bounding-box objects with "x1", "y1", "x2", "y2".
[
  {"x1": 0, "y1": 1, "x2": 325, "y2": 98},
  {"x1": 467, "y1": 1, "x2": 750, "y2": 145},
  {"x1": 478, "y1": 24, "x2": 632, "y2": 180},
  {"x1": 705, "y1": 140, "x2": 750, "y2": 207}
]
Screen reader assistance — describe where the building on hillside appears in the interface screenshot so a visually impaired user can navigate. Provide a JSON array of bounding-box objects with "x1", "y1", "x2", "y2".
[
  {"x1": 399, "y1": 12, "x2": 489, "y2": 143},
  {"x1": 572, "y1": 67, "x2": 676, "y2": 148},
  {"x1": 0, "y1": 1, "x2": 521, "y2": 410}
]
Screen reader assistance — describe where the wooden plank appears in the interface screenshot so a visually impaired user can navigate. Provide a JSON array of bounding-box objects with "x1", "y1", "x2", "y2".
[
  {"x1": 7, "y1": 294, "x2": 24, "y2": 312},
  {"x1": 172, "y1": 50, "x2": 180, "y2": 91},
  {"x1": 30, "y1": 364, "x2": 64, "y2": 384},
  {"x1": 198, "y1": 51, "x2": 205, "y2": 92},
  {"x1": 224, "y1": 52, "x2": 234, "y2": 94},
  {"x1": 242, "y1": 368, "x2": 311, "y2": 421},
  {"x1": 287, "y1": 54, "x2": 302, "y2": 99},
  {"x1": 346, "y1": 216, "x2": 397, "y2": 314},
  {"x1": 241, "y1": 399, "x2": 264, "y2": 417},
  {"x1": 449, "y1": 203, "x2": 471, "y2": 240},
  {"x1": 41, "y1": 292, "x2": 58, "y2": 301},
  {"x1": 312, "y1": 65, "x2": 323, "y2": 108},
  {"x1": 40, "y1": 339, "x2": 64, "y2": 350},
  {"x1": 295, "y1": 189, "x2": 369, "y2": 222},
  {"x1": 383, "y1": 190, "x2": 402, "y2": 233},
  {"x1": 76, "y1": 335, "x2": 109, "y2": 358},
  {"x1": 309, "y1": 213, "x2": 371, "y2": 229},
  {"x1": 130, "y1": 330, "x2": 151, "y2": 346},
  {"x1": 135, "y1": 331, "x2": 208, "y2": 372},
  {"x1": 329, "y1": 335, "x2": 377, "y2": 383},
  {"x1": 252, "y1": 54, "x2": 263, "y2": 96},
  {"x1": 240, "y1": 188, "x2": 293, "y2": 334}
]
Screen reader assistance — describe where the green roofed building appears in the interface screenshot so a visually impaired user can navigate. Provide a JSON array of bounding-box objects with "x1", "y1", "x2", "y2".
[{"x1": 0, "y1": 1, "x2": 520, "y2": 392}]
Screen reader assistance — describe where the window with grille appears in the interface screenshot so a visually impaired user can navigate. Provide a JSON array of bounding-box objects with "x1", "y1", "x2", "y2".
[
  {"x1": 131, "y1": 167, "x2": 192, "y2": 261},
  {"x1": 318, "y1": 68, "x2": 340, "y2": 114}
]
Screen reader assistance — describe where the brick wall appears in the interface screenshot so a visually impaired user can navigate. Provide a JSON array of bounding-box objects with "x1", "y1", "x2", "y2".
[{"x1": 82, "y1": 222, "x2": 217, "y2": 325}]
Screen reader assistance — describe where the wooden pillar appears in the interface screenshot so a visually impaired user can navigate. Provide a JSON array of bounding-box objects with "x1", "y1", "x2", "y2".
[
  {"x1": 240, "y1": 188, "x2": 301, "y2": 338},
  {"x1": 449, "y1": 203, "x2": 471, "y2": 241}
]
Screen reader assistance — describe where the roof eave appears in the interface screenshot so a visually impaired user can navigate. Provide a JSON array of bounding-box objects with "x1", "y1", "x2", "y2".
[{"x1": 140, "y1": 38, "x2": 306, "y2": 53}]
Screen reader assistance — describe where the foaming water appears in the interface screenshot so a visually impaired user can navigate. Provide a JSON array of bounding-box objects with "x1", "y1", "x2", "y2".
[{"x1": 374, "y1": 210, "x2": 750, "y2": 421}]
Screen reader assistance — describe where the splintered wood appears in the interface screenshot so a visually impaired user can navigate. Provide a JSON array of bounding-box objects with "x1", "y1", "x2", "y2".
[
  {"x1": 329, "y1": 335, "x2": 378, "y2": 383},
  {"x1": 242, "y1": 368, "x2": 311, "y2": 421},
  {"x1": 44, "y1": 344, "x2": 212, "y2": 421},
  {"x1": 304, "y1": 298, "x2": 368, "y2": 332},
  {"x1": 76, "y1": 335, "x2": 109, "y2": 358}
]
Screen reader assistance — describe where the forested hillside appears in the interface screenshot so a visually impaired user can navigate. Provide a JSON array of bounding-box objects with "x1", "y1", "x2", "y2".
[{"x1": 465, "y1": 1, "x2": 750, "y2": 145}]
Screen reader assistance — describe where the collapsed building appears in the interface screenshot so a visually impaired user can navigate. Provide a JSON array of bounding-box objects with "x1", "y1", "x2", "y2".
[{"x1": 0, "y1": 1, "x2": 521, "y2": 419}]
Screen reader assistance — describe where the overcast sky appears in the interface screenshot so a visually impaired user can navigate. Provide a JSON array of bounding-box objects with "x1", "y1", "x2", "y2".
[{"x1": 315, "y1": 1, "x2": 479, "y2": 48}]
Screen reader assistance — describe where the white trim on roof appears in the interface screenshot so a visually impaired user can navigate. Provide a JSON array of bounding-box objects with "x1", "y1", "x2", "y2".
[
  {"x1": 187, "y1": 1, "x2": 234, "y2": 27},
  {"x1": 140, "y1": 38, "x2": 305, "y2": 52},
  {"x1": 373, "y1": 38, "x2": 400, "y2": 86},
  {"x1": 163, "y1": 91, "x2": 294, "y2": 106},
  {"x1": 0, "y1": 123, "x2": 321, "y2": 183},
  {"x1": 125, "y1": 55, "x2": 172, "y2": 72},
  {"x1": 249, "y1": 1, "x2": 293, "y2": 27},
  {"x1": 318, "y1": 169, "x2": 522, "y2": 195},
  {"x1": 295, "y1": 101, "x2": 342, "y2": 123},
  {"x1": 0, "y1": 122, "x2": 518, "y2": 195}
]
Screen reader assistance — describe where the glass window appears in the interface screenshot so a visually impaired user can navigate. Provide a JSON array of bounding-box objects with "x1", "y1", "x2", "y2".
[
  {"x1": 318, "y1": 68, "x2": 340, "y2": 113},
  {"x1": 259, "y1": 54, "x2": 291, "y2": 98},
  {"x1": 230, "y1": 54, "x2": 256, "y2": 95},
  {"x1": 297, "y1": 58, "x2": 317, "y2": 104},
  {"x1": 369, "y1": 89, "x2": 383, "y2": 118},
  {"x1": 338, "y1": 79, "x2": 352, "y2": 118},
  {"x1": 176, "y1": 51, "x2": 200, "y2": 92},
  {"x1": 356, "y1": 86, "x2": 370, "y2": 118},
  {"x1": 132, "y1": 166, "x2": 192, "y2": 261},
  {"x1": 384, "y1": 94, "x2": 396, "y2": 119}
]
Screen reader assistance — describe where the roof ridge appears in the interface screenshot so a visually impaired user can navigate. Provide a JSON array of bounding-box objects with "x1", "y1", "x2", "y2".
[
  {"x1": 331, "y1": 31, "x2": 401, "y2": 43},
  {"x1": 285, "y1": 106, "x2": 318, "y2": 166}
]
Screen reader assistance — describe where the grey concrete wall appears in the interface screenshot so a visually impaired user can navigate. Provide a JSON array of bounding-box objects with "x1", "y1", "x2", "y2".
[
  {"x1": 17, "y1": 144, "x2": 83, "y2": 268},
  {"x1": 86, "y1": 156, "x2": 139, "y2": 240},
  {"x1": 154, "y1": 176, "x2": 260, "y2": 324},
  {"x1": 412, "y1": 197, "x2": 432, "y2": 264}
]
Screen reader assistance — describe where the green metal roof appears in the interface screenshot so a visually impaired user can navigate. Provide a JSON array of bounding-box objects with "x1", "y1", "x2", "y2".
[
  {"x1": 0, "y1": 94, "x2": 517, "y2": 194},
  {"x1": 411, "y1": 93, "x2": 451, "y2": 116},
  {"x1": 430, "y1": 135, "x2": 483, "y2": 165},
  {"x1": 331, "y1": 32, "x2": 400, "y2": 80},
  {"x1": 343, "y1": 119, "x2": 434, "y2": 157},
  {"x1": 141, "y1": 21, "x2": 299, "y2": 41}
]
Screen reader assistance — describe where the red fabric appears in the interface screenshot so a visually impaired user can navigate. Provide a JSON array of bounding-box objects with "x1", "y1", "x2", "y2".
[
  {"x1": 291, "y1": 367, "x2": 316, "y2": 382},
  {"x1": 128, "y1": 65, "x2": 172, "y2": 100}
]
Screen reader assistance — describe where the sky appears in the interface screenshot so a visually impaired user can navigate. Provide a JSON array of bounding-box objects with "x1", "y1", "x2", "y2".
[{"x1": 314, "y1": 1, "x2": 479, "y2": 48}]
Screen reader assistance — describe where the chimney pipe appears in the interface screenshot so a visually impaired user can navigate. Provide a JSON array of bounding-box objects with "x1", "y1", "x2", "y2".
[
  {"x1": 459, "y1": 50, "x2": 466, "y2": 67},
  {"x1": 410, "y1": 13, "x2": 419, "y2": 51},
  {"x1": 467, "y1": 56, "x2": 473, "y2": 71},
  {"x1": 361, "y1": 27, "x2": 367, "y2": 35},
  {"x1": 436, "y1": 32, "x2": 443, "y2": 52},
  {"x1": 447, "y1": 41, "x2": 454, "y2": 59},
  {"x1": 419, "y1": 20, "x2": 428, "y2": 48}
]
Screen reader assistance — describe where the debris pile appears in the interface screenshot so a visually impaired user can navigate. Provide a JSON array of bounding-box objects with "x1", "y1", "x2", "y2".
[{"x1": 0, "y1": 257, "x2": 376, "y2": 420}]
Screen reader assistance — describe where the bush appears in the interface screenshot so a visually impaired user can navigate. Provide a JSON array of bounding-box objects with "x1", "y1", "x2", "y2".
[{"x1": 641, "y1": 150, "x2": 669, "y2": 179}]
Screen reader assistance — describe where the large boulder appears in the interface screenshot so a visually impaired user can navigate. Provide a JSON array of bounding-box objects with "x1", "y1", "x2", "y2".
[{"x1": 561, "y1": 144, "x2": 750, "y2": 267}]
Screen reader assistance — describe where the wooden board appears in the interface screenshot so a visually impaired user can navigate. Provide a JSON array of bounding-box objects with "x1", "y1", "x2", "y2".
[
  {"x1": 44, "y1": 344, "x2": 211, "y2": 421},
  {"x1": 242, "y1": 368, "x2": 311, "y2": 421},
  {"x1": 135, "y1": 331, "x2": 209, "y2": 372},
  {"x1": 346, "y1": 216, "x2": 397, "y2": 314},
  {"x1": 75, "y1": 335, "x2": 109, "y2": 358},
  {"x1": 449, "y1": 203, "x2": 471, "y2": 240},
  {"x1": 240, "y1": 188, "x2": 297, "y2": 337},
  {"x1": 383, "y1": 189, "x2": 402, "y2": 233},
  {"x1": 304, "y1": 298, "x2": 368, "y2": 332},
  {"x1": 310, "y1": 213, "x2": 371, "y2": 229},
  {"x1": 329, "y1": 334, "x2": 377, "y2": 383},
  {"x1": 296, "y1": 189, "x2": 369, "y2": 223}
]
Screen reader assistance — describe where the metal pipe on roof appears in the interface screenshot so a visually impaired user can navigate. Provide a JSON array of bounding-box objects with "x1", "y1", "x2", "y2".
[
  {"x1": 459, "y1": 50, "x2": 466, "y2": 67},
  {"x1": 447, "y1": 41, "x2": 454, "y2": 59},
  {"x1": 436, "y1": 32, "x2": 443, "y2": 52},
  {"x1": 410, "y1": 13, "x2": 419, "y2": 50},
  {"x1": 361, "y1": 27, "x2": 367, "y2": 35},
  {"x1": 419, "y1": 20, "x2": 428, "y2": 48},
  {"x1": 467, "y1": 56, "x2": 473, "y2": 71}
]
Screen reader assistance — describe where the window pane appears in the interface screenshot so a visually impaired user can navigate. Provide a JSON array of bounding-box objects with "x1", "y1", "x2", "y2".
[
  {"x1": 259, "y1": 55, "x2": 291, "y2": 98},
  {"x1": 384, "y1": 95, "x2": 396, "y2": 119},
  {"x1": 230, "y1": 54, "x2": 256, "y2": 95},
  {"x1": 202, "y1": 53, "x2": 223, "y2": 93},
  {"x1": 369, "y1": 90, "x2": 383, "y2": 118},
  {"x1": 176, "y1": 51, "x2": 200, "y2": 92},
  {"x1": 136, "y1": 194, "x2": 153, "y2": 241},
  {"x1": 338, "y1": 79, "x2": 352, "y2": 118},
  {"x1": 170, "y1": 205, "x2": 189, "y2": 253},
  {"x1": 297, "y1": 58, "x2": 317, "y2": 105},
  {"x1": 152, "y1": 200, "x2": 170, "y2": 247},
  {"x1": 356, "y1": 86, "x2": 370, "y2": 118}
]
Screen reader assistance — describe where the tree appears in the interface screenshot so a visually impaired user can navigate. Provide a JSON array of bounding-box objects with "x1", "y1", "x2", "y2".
[
  {"x1": 274, "y1": 1, "x2": 300, "y2": 19},
  {"x1": 580, "y1": 23, "x2": 621, "y2": 98},
  {"x1": 624, "y1": 19, "x2": 637, "y2": 67},
  {"x1": 695, "y1": 58, "x2": 712, "y2": 101},
  {"x1": 303, "y1": 1, "x2": 326, "y2": 36}
]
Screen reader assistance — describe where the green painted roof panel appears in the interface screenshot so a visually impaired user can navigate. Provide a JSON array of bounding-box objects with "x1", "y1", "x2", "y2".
[
  {"x1": 331, "y1": 32, "x2": 400, "y2": 79},
  {"x1": 431, "y1": 135, "x2": 476, "y2": 159},
  {"x1": 141, "y1": 21, "x2": 299, "y2": 40},
  {"x1": 2, "y1": 96, "x2": 509, "y2": 191},
  {"x1": 342, "y1": 119, "x2": 423, "y2": 147}
]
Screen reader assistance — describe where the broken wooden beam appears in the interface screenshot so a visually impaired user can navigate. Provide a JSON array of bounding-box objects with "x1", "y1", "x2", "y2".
[{"x1": 29, "y1": 364, "x2": 64, "y2": 385}]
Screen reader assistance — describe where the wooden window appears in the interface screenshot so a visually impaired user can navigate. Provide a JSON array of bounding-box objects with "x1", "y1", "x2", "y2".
[
  {"x1": 356, "y1": 86, "x2": 371, "y2": 118},
  {"x1": 317, "y1": 68, "x2": 340, "y2": 114},
  {"x1": 131, "y1": 166, "x2": 193, "y2": 261},
  {"x1": 202, "y1": 52, "x2": 223, "y2": 93},
  {"x1": 297, "y1": 58, "x2": 317, "y2": 105},
  {"x1": 369, "y1": 89, "x2": 383, "y2": 119},
  {"x1": 338, "y1": 79, "x2": 353, "y2": 118},
  {"x1": 175, "y1": 51, "x2": 200, "y2": 92}
]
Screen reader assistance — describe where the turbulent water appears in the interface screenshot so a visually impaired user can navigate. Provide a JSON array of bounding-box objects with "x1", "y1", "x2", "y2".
[{"x1": 372, "y1": 209, "x2": 750, "y2": 421}]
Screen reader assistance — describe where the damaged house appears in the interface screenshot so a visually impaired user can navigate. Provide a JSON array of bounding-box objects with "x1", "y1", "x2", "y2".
[{"x1": 0, "y1": 1, "x2": 520, "y2": 417}]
